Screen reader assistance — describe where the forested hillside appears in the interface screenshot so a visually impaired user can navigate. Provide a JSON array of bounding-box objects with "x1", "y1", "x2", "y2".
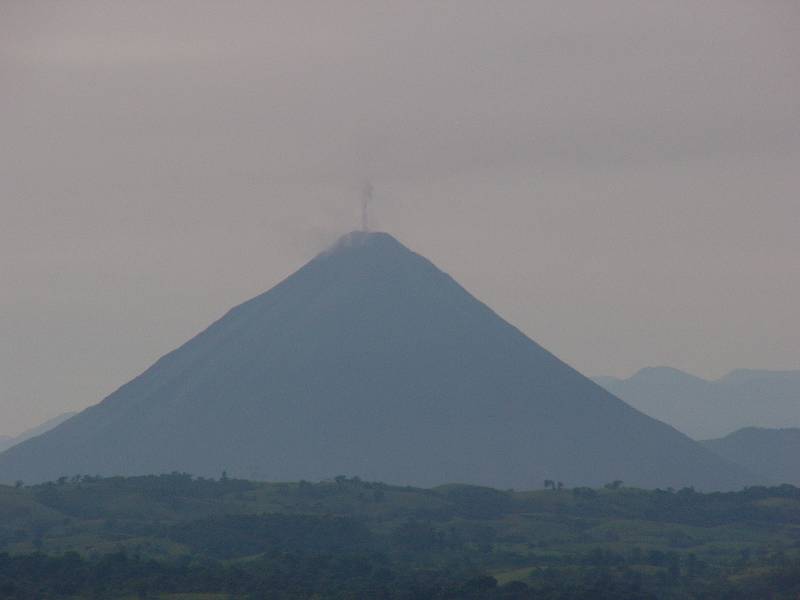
[{"x1": 1, "y1": 474, "x2": 799, "y2": 598}]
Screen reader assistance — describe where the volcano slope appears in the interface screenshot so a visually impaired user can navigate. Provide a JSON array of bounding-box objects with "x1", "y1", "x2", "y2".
[{"x1": 0, "y1": 232, "x2": 755, "y2": 490}]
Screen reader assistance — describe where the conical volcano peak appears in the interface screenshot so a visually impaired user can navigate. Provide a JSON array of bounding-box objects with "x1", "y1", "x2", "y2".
[
  {"x1": 328, "y1": 230, "x2": 407, "y2": 254},
  {"x1": 0, "y1": 225, "x2": 756, "y2": 491},
  {"x1": 314, "y1": 230, "x2": 428, "y2": 276}
]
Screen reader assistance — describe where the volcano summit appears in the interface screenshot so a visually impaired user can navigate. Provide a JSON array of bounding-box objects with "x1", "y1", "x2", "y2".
[{"x1": 0, "y1": 232, "x2": 753, "y2": 489}]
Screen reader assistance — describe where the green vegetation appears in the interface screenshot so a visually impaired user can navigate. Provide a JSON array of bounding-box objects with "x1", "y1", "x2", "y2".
[{"x1": 1, "y1": 474, "x2": 799, "y2": 598}]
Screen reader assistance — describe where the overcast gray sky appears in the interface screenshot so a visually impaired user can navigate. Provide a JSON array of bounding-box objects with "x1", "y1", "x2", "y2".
[{"x1": 2, "y1": 1, "x2": 799, "y2": 435}]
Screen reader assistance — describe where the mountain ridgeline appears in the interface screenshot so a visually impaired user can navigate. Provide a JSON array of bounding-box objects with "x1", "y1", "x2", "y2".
[
  {"x1": 0, "y1": 232, "x2": 755, "y2": 490},
  {"x1": 594, "y1": 367, "x2": 800, "y2": 439}
]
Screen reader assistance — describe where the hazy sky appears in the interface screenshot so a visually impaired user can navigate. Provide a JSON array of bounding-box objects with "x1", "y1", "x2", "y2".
[{"x1": 2, "y1": 1, "x2": 799, "y2": 435}]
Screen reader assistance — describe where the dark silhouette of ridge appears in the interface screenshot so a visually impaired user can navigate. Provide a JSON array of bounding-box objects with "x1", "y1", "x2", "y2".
[{"x1": 0, "y1": 232, "x2": 756, "y2": 489}]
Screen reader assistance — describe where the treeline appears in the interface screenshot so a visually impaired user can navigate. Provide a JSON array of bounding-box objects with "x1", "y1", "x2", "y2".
[{"x1": 23, "y1": 473, "x2": 800, "y2": 527}]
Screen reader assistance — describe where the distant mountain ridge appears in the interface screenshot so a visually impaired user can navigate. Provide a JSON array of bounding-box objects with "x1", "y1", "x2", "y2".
[
  {"x1": 718, "y1": 369, "x2": 800, "y2": 387},
  {"x1": 594, "y1": 367, "x2": 800, "y2": 439},
  {"x1": 702, "y1": 427, "x2": 800, "y2": 486},
  {"x1": 0, "y1": 232, "x2": 756, "y2": 490},
  {"x1": 0, "y1": 412, "x2": 76, "y2": 453}
]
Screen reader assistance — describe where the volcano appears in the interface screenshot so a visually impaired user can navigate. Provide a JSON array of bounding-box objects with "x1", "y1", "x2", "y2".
[{"x1": 0, "y1": 232, "x2": 754, "y2": 489}]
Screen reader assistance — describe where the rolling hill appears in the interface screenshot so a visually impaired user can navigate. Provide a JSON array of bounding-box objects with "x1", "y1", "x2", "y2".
[{"x1": 702, "y1": 427, "x2": 800, "y2": 486}]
